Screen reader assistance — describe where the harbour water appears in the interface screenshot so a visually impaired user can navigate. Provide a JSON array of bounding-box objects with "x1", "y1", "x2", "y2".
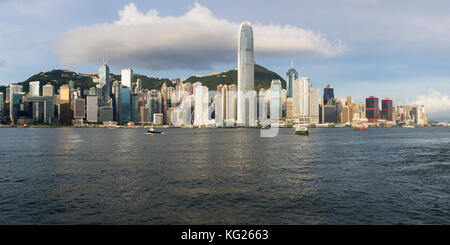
[{"x1": 0, "y1": 127, "x2": 449, "y2": 224}]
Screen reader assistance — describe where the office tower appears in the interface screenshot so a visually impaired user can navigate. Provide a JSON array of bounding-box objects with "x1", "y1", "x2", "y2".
[
  {"x1": 292, "y1": 77, "x2": 319, "y2": 123},
  {"x1": 59, "y1": 85, "x2": 71, "y2": 125},
  {"x1": 323, "y1": 85, "x2": 334, "y2": 105},
  {"x1": 73, "y1": 98, "x2": 86, "y2": 119},
  {"x1": 86, "y1": 95, "x2": 98, "y2": 122},
  {"x1": 341, "y1": 96, "x2": 355, "y2": 124},
  {"x1": 226, "y1": 84, "x2": 237, "y2": 126},
  {"x1": 29, "y1": 81, "x2": 40, "y2": 96},
  {"x1": 194, "y1": 85, "x2": 209, "y2": 126},
  {"x1": 366, "y1": 96, "x2": 380, "y2": 123},
  {"x1": 148, "y1": 90, "x2": 162, "y2": 123},
  {"x1": 247, "y1": 90, "x2": 257, "y2": 126},
  {"x1": 136, "y1": 78, "x2": 142, "y2": 93},
  {"x1": 0, "y1": 92, "x2": 4, "y2": 123},
  {"x1": 269, "y1": 80, "x2": 282, "y2": 123},
  {"x1": 237, "y1": 22, "x2": 254, "y2": 126},
  {"x1": 258, "y1": 89, "x2": 267, "y2": 123},
  {"x1": 286, "y1": 98, "x2": 293, "y2": 119},
  {"x1": 161, "y1": 82, "x2": 168, "y2": 124},
  {"x1": 381, "y1": 98, "x2": 393, "y2": 121},
  {"x1": 153, "y1": 113, "x2": 163, "y2": 125},
  {"x1": 11, "y1": 92, "x2": 26, "y2": 122},
  {"x1": 120, "y1": 86, "x2": 131, "y2": 124},
  {"x1": 215, "y1": 85, "x2": 224, "y2": 126},
  {"x1": 319, "y1": 99, "x2": 341, "y2": 124},
  {"x1": 5, "y1": 87, "x2": 10, "y2": 103},
  {"x1": 98, "y1": 63, "x2": 111, "y2": 106},
  {"x1": 281, "y1": 89, "x2": 287, "y2": 118},
  {"x1": 9, "y1": 84, "x2": 23, "y2": 119},
  {"x1": 131, "y1": 94, "x2": 139, "y2": 123},
  {"x1": 43, "y1": 83, "x2": 54, "y2": 97},
  {"x1": 286, "y1": 62, "x2": 298, "y2": 98},
  {"x1": 121, "y1": 69, "x2": 133, "y2": 89},
  {"x1": 310, "y1": 87, "x2": 319, "y2": 123},
  {"x1": 99, "y1": 107, "x2": 113, "y2": 122},
  {"x1": 112, "y1": 81, "x2": 121, "y2": 122}
]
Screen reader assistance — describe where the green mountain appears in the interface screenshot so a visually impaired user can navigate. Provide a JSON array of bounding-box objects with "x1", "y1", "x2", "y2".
[
  {"x1": 0, "y1": 64, "x2": 285, "y2": 93},
  {"x1": 183, "y1": 64, "x2": 286, "y2": 90}
]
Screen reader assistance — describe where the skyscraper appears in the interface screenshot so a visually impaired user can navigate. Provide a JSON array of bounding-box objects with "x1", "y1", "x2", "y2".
[
  {"x1": 43, "y1": 83, "x2": 54, "y2": 97},
  {"x1": 237, "y1": 22, "x2": 254, "y2": 126},
  {"x1": 98, "y1": 63, "x2": 111, "y2": 106},
  {"x1": 269, "y1": 80, "x2": 282, "y2": 124},
  {"x1": 59, "y1": 85, "x2": 71, "y2": 125},
  {"x1": 381, "y1": 98, "x2": 393, "y2": 121},
  {"x1": 323, "y1": 85, "x2": 334, "y2": 105},
  {"x1": 121, "y1": 69, "x2": 133, "y2": 89},
  {"x1": 29, "y1": 81, "x2": 40, "y2": 96},
  {"x1": 86, "y1": 95, "x2": 98, "y2": 122},
  {"x1": 0, "y1": 92, "x2": 4, "y2": 123},
  {"x1": 366, "y1": 96, "x2": 380, "y2": 123},
  {"x1": 9, "y1": 84, "x2": 23, "y2": 119},
  {"x1": 194, "y1": 85, "x2": 209, "y2": 126},
  {"x1": 286, "y1": 62, "x2": 298, "y2": 98}
]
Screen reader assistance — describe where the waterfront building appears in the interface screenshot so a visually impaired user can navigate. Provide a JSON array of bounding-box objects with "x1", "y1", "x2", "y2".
[
  {"x1": 258, "y1": 89, "x2": 267, "y2": 124},
  {"x1": 29, "y1": 81, "x2": 40, "y2": 96},
  {"x1": 9, "y1": 84, "x2": 23, "y2": 119},
  {"x1": 341, "y1": 96, "x2": 356, "y2": 124},
  {"x1": 120, "y1": 86, "x2": 131, "y2": 124},
  {"x1": 11, "y1": 92, "x2": 26, "y2": 122},
  {"x1": 366, "y1": 96, "x2": 380, "y2": 123},
  {"x1": 323, "y1": 85, "x2": 334, "y2": 106},
  {"x1": 319, "y1": 99, "x2": 341, "y2": 124},
  {"x1": 292, "y1": 77, "x2": 319, "y2": 123},
  {"x1": 148, "y1": 90, "x2": 162, "y2": 123},
  {"x1": 226, "y1": 84, "x2": 237, "y2": 126},
  {"x1": 286, "y1": 98, "x2": 293, "y2": 119},
  {"x1": 136, "y1": 78, "x2": 142, "y2": 93},
  {"x1": 411, "y1": 105, "x2": 427, "y2": 125},
  {"x1": 194, "y1": 85, "x2": 209, "y2": 126},
  {"x1": 286, "y1": 62, "x2": 298, "y2": 98},
  {"x1": 43, "y1": 83, "x2": 54, "y2": 97},
  {"x1": 153, "y1": 113, "x2": 163, "y2": 125},
  {"x1": 98, "y1": 63, "x2": 111, "y2": 106},
  {"x1": 5, "y1": 87, "x2": 10, "y2": 103},
  {"x1": 247, "y1": 90, "x2": 257, "y2": 126},
  {"x1": 215, "y1": 85, "x2": 224, "y2": 126},
  {"x1": 99, "y1": 107, "x2": 114, "y2": 122},
  {"x1": 59, "y1": 85, "x2": 71, "y2": 125},
  {"x1": 381, "y1": 98, "x2": 393, "y2": 121},
  {"x1": 281, "y1": 89, "x2": 287, "y2": 118},
  {"x1": 86, "y1": 95, "x2": 98, "y2": 122},
  {"x1": 161, "y1": 83, "x2": 168, "y2": 124},
  {"x1": 121, "y1": 68, "x2": 133, "y2": 89},
  {"x1": 237, "y1": 22, "x2": 255, "y2": 126},
  {"x1": 112, "y1": 81, "x2": 121, "y2": 122},
  {"x1": 269, "y1": 80, "x2": 282, "y2": 124},
  {"x1": 131, "y1": 94, "x2": 139, "y2": 123},
  {"x1": 73, "y1": 98, "x2": 85, "y2": 120},
  {"x1": 0, "y1": 92, "x2": 4, "y2": 123}
]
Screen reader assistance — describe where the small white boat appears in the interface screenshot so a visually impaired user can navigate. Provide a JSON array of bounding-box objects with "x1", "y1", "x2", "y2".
[{"x1": 146, "y1": 127, "x2": 163, "y2": 134}]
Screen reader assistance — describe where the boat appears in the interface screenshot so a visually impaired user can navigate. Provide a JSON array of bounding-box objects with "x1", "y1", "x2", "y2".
[
  {"x1": 294, "y1": 124, "x2": 308, "y2": 136},
  {"x1": 402, "y1": 125, "x2": 415, "y2": 128},
  {"x1": 353, "y1": 124, "x2": 367, "y2": 130},
  {"x1": 146, "y1": 127, "x2": 163, "y2": 134}
]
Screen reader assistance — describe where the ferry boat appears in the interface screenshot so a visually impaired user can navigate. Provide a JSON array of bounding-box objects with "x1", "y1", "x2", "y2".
[
  {"x1": 146, "y1": 127, "x2": 163, "y2": 134},
  {"x1": 294, "y1": 124, "x2": 308, "y2": 136},
  {"x1": 402, "y1": 125, "x2": 415, "y2": 128},
  {"x1": 353, "y1": 124, "x2": 367, "y2": 130}
]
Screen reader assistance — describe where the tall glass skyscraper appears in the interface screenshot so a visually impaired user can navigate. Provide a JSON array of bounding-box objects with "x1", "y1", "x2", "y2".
[
  {"x1": 120, "y1": 87, "x2": 131, "y2": 124},
  {"x1": 98, "y1": 63, "x2": 111, "y2": 106},
  {"x1": 286, "y1": 63, "x2": 298, "y2": 98},
  {"x1": 323, "y1": 85, "x2": 334, "y2": 105},
  {"x1": 237, "y1": 22, "x2": 254, "y2": 126}
]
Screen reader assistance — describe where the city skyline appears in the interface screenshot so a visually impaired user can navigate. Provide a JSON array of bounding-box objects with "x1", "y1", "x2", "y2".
[{"x1": 0, "y1": 1, "x2": 450, "y2": 119}]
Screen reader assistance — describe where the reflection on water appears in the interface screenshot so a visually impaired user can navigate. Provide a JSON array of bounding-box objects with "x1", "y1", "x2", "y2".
[{"x1": 0, "y1": 127, "x2": 449, "y2": 224}]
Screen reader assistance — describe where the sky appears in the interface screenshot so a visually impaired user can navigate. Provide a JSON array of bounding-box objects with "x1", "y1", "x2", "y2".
[{"x1": 0, "y1": 0, "x2": 450, "y2": 120}]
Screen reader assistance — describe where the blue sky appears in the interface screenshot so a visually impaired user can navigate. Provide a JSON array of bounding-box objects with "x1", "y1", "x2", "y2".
[{"x1": 0, "y1": 0, "x2": 450, "y2": 119}]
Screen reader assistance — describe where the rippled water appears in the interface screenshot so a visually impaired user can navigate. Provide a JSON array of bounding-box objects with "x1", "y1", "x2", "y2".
[{"x1": 0, "y1": 127, "x2": 449, "y2": 224}]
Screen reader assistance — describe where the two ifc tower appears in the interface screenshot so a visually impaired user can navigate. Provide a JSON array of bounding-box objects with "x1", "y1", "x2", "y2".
[{"x1": 237, "y1": 22, "x2": 255, "y2": 126}]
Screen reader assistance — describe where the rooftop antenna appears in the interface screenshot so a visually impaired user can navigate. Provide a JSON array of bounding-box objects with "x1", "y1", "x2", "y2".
[{"x1": 290, "y1": 59, "x2": 294, "y2": 69}]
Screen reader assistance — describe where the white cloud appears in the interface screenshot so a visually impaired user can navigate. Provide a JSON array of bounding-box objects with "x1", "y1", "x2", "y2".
[
  {"x1": 56, "y1": 3, "x2": 346, "y2": 71},
  {"x1": 413, "y1": 89, "x2": 450, "y2": 119}
]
